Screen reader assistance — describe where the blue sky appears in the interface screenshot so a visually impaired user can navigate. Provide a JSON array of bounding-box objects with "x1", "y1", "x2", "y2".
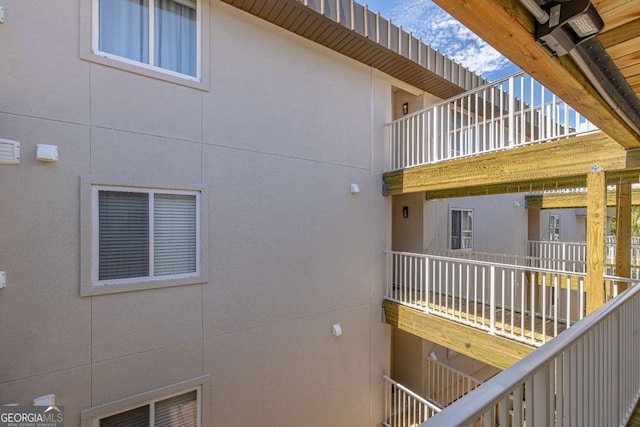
[{"x1": 362, "y1": 0, "x2": 519, "y2": 81}]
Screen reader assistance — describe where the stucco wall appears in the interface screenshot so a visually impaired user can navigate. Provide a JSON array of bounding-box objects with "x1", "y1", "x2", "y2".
[
  {"x1": 0, "y1": 1, "x2": 394, "y2": 425},
  {"x1": 424, "y1": 194, "x2": 529, "y2": 255},
  {"x1": 538, "y1": 209, "x2": 587, "y2": 242}
]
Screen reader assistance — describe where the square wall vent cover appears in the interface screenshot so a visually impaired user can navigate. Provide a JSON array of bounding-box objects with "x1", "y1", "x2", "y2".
[{"x1": 0, "y1": 139, "x2": 20, "y2": 164}]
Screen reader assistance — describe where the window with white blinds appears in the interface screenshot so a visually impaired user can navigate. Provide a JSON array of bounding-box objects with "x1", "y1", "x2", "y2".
[
  {"x1": 94, "y1": 186, "x2": 200, "y2": 285},
  {"x1": 97, "y1": 389, "x2": 199, "y2": 427}
]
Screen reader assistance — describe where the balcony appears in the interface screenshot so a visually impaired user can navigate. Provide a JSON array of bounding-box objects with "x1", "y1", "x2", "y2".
[
  {"x1": 387, "y1": 71, "x2": 597, "y2": 172},
  {"x1": 419, "y1": 277, "x2": 640, "y2": 426},
  {"x1": 384, "y1": 247, "x2": 640, "y2": 426},
  {"x1": 384, "y1": 249, "x2": 639, "y2": 367}
]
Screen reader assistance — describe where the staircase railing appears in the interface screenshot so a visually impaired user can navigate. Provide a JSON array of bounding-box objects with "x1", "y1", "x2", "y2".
[
  {"x1": 383, "y1": 375, "x2": 441, "y2": 427},
  {"x1": 387, "y1": 71, "x2": 597, "y2": 170},
  {"x1": 424, "y1": 358, "x2": 483, "y2": 408},
  {"x1": 419, "y1": 280, "x2": 640, "y2": 427}
]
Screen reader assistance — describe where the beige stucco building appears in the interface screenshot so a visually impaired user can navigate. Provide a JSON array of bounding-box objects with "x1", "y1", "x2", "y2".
[{"x1": 0, "y1": 0, "x2": 584, "y2": 425}]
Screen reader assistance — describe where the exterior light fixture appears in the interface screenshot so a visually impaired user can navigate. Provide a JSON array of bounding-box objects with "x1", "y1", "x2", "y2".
[
  {"x1": 402, "y1": 206, "x2": 409, "y2": 218},
  {"x1": 331, "y1": 323, "x2": 342, "y2": 336},
  {"x1": 535, "y1": 0, "x2": 603, "y2": 57},
  {"x1": 402, "y1": 102, "x2": 408, "y2": 115}
]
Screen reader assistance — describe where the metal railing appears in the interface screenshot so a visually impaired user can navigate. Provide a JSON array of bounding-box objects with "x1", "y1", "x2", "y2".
[
  {"x1": 387, "y1": 71, "x2": 597, "y2": 170},
  {"x1": 420, "y1": 279, "x2": 640, "y2": 427},
  {"x1": 387, "y1": 251, "x2": 639, "y2": 347},
  {"x1": 386, "y1": 251, "x2": 588, "y2": 346},
  {"x1": 528, "y1": 239, "x2": 640, "y2": 277},
  {"x1": 424, "y1": 359, "x2": 483, "y2": 408},
  {"x1": 383, "y1": 376, "x2": 441, "y2": 427}
]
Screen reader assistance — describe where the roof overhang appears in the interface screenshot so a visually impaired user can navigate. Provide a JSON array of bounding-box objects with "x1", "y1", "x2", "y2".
[{"x1": 219, "y1": 0, "x2": 486, "y2": 99}]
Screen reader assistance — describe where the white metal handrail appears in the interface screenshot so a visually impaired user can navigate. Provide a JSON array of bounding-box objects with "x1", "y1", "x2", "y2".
[
  {"x1": 419, "y1": 280, "x2": 640, "y2": 427},
  {"x1": 425, "y1": 247, "x2": 638, "y2": 299},
  {"x1": 383, "y1": 375, "x2": 441, "y2": 427},
  {"x1": 528, "y1": 239, "x2": 640, "y2": 277},
  {"x1": 424, "y1": 359, "x2": 483, "y2": 408},
  {"x1": 387, "y1": 71, "x2": 597, "y2": 170},
  {"x1": 386, "y1": 250, "x2": 588, "y2": 346}
]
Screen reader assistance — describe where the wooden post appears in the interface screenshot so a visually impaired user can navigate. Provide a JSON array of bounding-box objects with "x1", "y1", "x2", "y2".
[
  {"x1": 586, "y1": 166, "x2": 607, "y2": 314},
  {"x1": 615, "y1": 180, "x2": 631, "y2": 293}
]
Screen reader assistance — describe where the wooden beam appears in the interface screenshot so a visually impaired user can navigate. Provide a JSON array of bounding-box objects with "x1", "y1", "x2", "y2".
[
  {"x1": 383, "y1": 132, "x2": 640, "y2": 197},
  {"x1": 383, "y1": 300, "x2": 534, "y2": 370},
  {"x1": 616, "y1": 180, "x2": 632, "y2": 292},
  {"x1": 431, "y1": 0, "x2": 640, "y2": 149},
  {"x1": 599, "y1": 20, "x2": 640, "y2": 49},
  {"x1": 526, "y1": 188, "x2": 640, "y2": 209},
  {"x1": 586, "y1": 167, "x2": 607, "y2": 314}
]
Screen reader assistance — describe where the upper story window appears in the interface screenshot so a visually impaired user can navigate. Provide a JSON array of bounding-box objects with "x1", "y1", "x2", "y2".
[
  {"x1": 450, "y1": 208, "x2": 473, "y2": 250},
  {"x1": 93, "y1": 0, "x2": 199, "y2": 79},
  {"x1": 81, "y1": 177, "x2": 208, "y2": 296}
]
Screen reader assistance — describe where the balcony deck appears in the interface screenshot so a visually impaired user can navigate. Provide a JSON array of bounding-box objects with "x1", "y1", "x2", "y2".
[
  {"x1": 382, "y1": 72, "x2": 640, "y2": 198},
  {"x1": 388, "y1": 288, "x2": 559, "y2": 343},
  {"x1": 384, "y1": 251, "x2": 639, "y2": 370},
  {"x1": 384, "y1": 300, "x2": 534, "y2": 370}
]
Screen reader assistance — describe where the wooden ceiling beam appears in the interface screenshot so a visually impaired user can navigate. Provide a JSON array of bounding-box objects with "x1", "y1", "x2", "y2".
[
  {"x1": 431, "y1": 0, "x2": 640, "y2": 149},
  {"x1": 383, "y1": 132, "x2": 640, "y2": 197},
  {"x1": 526, "y1": 188, "x2": 640, "y2": 209},
  {"x1": 383, "y1": 300, "x2": 533, "y2": 370}
]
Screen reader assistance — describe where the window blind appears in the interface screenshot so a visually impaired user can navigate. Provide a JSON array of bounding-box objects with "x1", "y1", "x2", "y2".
[
  {"x1": 155, "y1": 390, "x2": 198, "y2": 427},
  {"x1": 99, "y1": 405, "x2": 150, "y2": 427},
  {"x1": 99, "y1": 191, "x2": 149, "y2": 280},
  {"x1": 154, "y1": 194, "x2": 197, "y2": 276}
]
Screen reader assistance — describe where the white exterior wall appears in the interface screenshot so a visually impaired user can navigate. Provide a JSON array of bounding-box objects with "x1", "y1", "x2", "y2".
[
  {"x1": 0, "y1": 2, "x2": 393, "y2": 425},
  {"x1": 538, "y1": 208, "x2": 587, "y2": 242},
  {"x1": 424, "y1": 194, "x2": 529, "y2": 255}
]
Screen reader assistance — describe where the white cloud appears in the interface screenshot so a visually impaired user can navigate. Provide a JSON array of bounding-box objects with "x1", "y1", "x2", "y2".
[{"x1": 385, "y1": 0, "x2": 515, "y2": 78}]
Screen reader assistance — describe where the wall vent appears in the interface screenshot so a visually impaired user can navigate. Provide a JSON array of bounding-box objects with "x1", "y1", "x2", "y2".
[{"x1": 0, "y1": 139, "x2": 20, "y2": 164}]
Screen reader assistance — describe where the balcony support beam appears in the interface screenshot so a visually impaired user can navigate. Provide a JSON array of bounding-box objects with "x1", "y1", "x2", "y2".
[
  {"x1": 616, "y1": 180, "x2": 632, "y2": 292},
  {"x1": 384, "y1": 132, "x2": 640, "y2": 198},
  {"x1": 526, "y1": 188, "x2": 640, "y2": 209},
  {"x1": 383, "y1": 300, "x2": 534, "y2": 370},
  {"x1": 586, "y1": 167, "x2": 607, "y2": 314}
]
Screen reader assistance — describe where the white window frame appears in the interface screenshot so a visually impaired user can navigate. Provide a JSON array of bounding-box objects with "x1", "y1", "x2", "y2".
[
  {"x1": 93, "y1": 387, "x2": 201, "y2": 427},
  {"x1": 81, "y1": 376, "x2": 209, "y2": 427},
  {"x1": 79, "y1": 0, "x2": 209, "y2": 90},
  {"x1": 92, "y1": 185, "x2": 201, "y2": 286},
  {"x1": 549, "y1": 214, "x2": 561, "y2": 241},
  {"x1": 81, "y1": 177, "x2": 208, "y2": 297},
  {"x1": 450, "y1": 208, "x2": 473, "y2": 251},
  {"x1": 91, "y1": 0, "x2": 201, "y2": 81}
]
